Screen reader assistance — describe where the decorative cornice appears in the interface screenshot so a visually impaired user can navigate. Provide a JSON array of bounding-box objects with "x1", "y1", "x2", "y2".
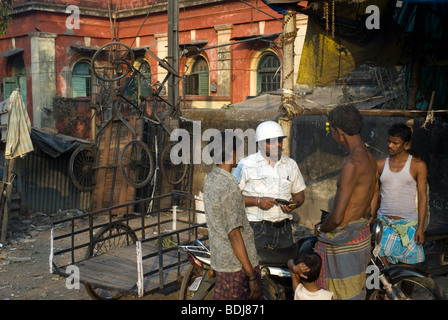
[{"x1": 12, "y1": 0, "x2": 227, "y2": 19}]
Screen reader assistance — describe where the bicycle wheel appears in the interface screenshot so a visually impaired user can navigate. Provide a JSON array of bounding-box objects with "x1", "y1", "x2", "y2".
[
  {"x1": 84, "y1": 222, "x2": 138, "y2": 300},
  {"x1": 367, "y1": 276, "x2": 446, "y2": 300},
  {"x1": 179, "y1": 265, "x2": 215, "y2": 300},
  {"x1": 120, "y1": 140, "x2": 154, "y2": 188},
  {"x1": 161, "y1": 142, "x2": 188, "y2": 185},
  {"x1": 69, "y1": 145, "x2": 96, "y2": 191},
  {"x1": 92, "y1": 42, "x2": 134, "y2": 82}
]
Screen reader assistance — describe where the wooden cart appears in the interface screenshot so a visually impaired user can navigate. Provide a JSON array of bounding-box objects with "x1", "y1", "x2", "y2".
[{"x1": 50, "y1": 191, "x2": 207, "y2": 299}]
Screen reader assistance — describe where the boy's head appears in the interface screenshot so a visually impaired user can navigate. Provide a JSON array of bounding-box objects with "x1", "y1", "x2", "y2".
[{"x1": 294, "y1": 253, "x2": 322, "y2": 283}]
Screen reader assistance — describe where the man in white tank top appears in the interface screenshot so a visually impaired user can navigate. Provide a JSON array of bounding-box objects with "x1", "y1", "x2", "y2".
[{"x1": 374, "y1": 123, "x2": 428, "y2": 264}]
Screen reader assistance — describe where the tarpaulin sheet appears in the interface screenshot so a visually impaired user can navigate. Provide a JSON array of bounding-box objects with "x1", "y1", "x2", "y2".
[
  {"x1": 30, "y1": 128, "x2": 93, "y2": 158},
  {"x1": 297, "y1": 0, "x2": 404, "y2": 86}
]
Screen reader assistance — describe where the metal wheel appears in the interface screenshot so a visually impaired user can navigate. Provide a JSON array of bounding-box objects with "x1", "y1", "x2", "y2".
[
  {"x1": 69, "y1": 145, "x2": 96, "y2": 191},
  {"x1": 367, "y1": 276, "x2": 446, "y2": 300},
  {"x1": 161, "y1": 142, "x2": 188, "y2": 185},
  {"x1": 120, "y1": 140, "x2": 154, "y2": 188},
  {"x1": 92, "y1": 42, "x2": 134, "y2": 82},
  {"x1": 179, "y1": 265, "x2": 214, "y2": 300},
  {"x1": 84, "y1": 222, "x2": 138, "y2": 300}
]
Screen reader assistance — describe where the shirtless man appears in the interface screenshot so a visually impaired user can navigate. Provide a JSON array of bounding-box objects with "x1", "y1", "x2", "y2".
[
  {"x1": 374, "y1": 123, "x2": 427, "y2": 265},
  {"x1": 314, "y1": 105, "x2": 379, "y2": 299},
  {"x1": 315, "y1": 107, "x2": 379, "y2": 232}
]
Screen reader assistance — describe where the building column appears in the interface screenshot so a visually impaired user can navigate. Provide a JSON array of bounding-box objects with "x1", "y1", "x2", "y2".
[
  {"x1": 214, "y1": 24, "x2": 232, "y2": 97},
  {"x1": 155, "y1": 33, "x2": 168, "y2": 85},
  {"x1": 29, "y1": 32, "x2": 57, "y2": 129}
]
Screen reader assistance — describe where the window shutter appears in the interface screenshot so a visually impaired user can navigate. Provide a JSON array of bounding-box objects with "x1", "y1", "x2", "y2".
[
  {"x1": 198, "y1": 73, "x2": 209, "y2": 96},
  {"x1": 124, "y1": 77, "x2": 137, "y2": 97},
  {"x1": 183, "y1": 74, "x2": 196, "y2": 95},
  {"x1": 139, "y1": 73, "x2": 152, "y2": 97},
  {"x1": 72, "y1": 76, "x2": 87, "y2": 97},
  {"x1": 19, "y1": 76, "x2": 27, "y2": 107},
  {"x1": 3, "y1": 77, "x2": 17, "y2": 100}
]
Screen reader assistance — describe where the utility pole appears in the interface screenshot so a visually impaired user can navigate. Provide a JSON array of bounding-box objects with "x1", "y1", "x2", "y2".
[
  {"x1": 167, "y1": 0, "x2": 179, "y2": 116},
  {"x1": 279, "y1": 9, "x2": 297, "y2": 157}
]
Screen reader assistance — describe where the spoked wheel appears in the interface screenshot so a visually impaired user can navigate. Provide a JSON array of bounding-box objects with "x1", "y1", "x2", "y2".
[
  {"x1": 179, "y1": 265, "x2": 214, "y2": 300},
  {"x1": 120, "y1": 140, "x2": 154, "y2": 188},
  {"x1": 161, "y1": 142, "x2": 188, "y2": 185},
  {"x1": 84, "y1": 222, "x2": 138, "y2": 300},
  {"x1": 92, "y1": 42, "x2": 134, "y2": 82},
  {"x1": 367, "y1": 276, "x2": 446, "y2": 300},
  {"x1": 69, "y1": 145, "x2": 96, "y2": 191}
]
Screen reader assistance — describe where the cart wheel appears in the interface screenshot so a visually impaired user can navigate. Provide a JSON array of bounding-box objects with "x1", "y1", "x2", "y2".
[
  {"x1": 84, "y1": 222, "x2": 138, "y2": 300},
  {"x1": 120, "y1": 140, "x2": 154, "y2": 188},
  {"x1": 161, "y1": 142, "x2": 188, "y2": 185},
  {"x1": 92, "y1": 42, "x2": 134, "y2": 82},
  {"x1": 69, "y1": 145, "x2": 96, "y2": 191}
]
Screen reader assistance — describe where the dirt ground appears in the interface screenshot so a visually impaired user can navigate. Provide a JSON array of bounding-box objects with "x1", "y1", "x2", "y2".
[
  {"x1": 0, "y1": 211, "x2": 182, "y2": 300},
  {"x1": 3, "y1": 210, "x2": 447, "y2": 302}
]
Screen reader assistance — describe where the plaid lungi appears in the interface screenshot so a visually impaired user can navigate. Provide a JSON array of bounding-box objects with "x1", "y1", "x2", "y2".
[
  {"x1": 214, "y1": 266, "x2": 262, "y2": 300},
  {"x1": 315, "y1": 219, "x2": 371, "y2": 300},
  {"x1": 378, "y1": 216, "x2": 425, "y2": 265}
]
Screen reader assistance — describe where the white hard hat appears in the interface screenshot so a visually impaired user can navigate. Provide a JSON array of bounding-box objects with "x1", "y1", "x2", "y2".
[{"x1": 255, "y1": 121, "x2": 286, "y2": 142}]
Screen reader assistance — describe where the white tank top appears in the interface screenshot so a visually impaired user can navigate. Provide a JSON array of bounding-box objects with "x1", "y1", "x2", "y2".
[{"x1": 377, "y1": 155, "x2": 418, "y2": 220}]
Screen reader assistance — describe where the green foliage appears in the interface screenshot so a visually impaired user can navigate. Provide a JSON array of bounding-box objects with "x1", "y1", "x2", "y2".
[{"x1": 0, "y1": 0, "x2": 14, "y2": 36}]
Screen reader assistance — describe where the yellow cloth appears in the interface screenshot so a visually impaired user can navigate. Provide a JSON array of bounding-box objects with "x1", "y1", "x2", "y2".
[
  {"x1": 5, "y1": 90, "x2": 34, "y2": 159},
  {"x1": 297, "y1": 1, "x2": 404, "y2": 87}
]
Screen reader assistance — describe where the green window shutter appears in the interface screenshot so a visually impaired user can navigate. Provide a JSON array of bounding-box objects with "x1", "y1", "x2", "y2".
[
  {"x1": 183, "y1": 74, "x2": 198, "y2": 95},
  {"x1": 139, "y1": 73, "x2": 152, "y2": 97},
  {"x1": 72, "y1": 76, "x2": 87, "y2": 97},
  {"x1": 198, "y1": 73, "x2": 209, "y2": 96},
  {"x1": 3, "y1": 77, "x2": 17, "y2": 100},
  {"x1": 124, "y1": 77, "x2": 137, "y2": 97},
  {"x1": 19, "y1": 76, "x2": 27, "y2": 107}
]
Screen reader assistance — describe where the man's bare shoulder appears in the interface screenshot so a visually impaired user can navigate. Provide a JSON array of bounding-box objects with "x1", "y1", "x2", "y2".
[
  {"x1": 377, "y1": 157, "x2": 386, "y2": 167},
  {"x1": 411, "y1": 156, "x2": 427, "y2": 174},
  {"x1": 344, "y1": 148, "x2": 377, "y2": 180}
]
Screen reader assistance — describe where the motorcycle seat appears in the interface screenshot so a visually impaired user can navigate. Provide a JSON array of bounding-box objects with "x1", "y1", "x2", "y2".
[{"x1": 257, "y1": 244, "x2": 298, "y2": 267}]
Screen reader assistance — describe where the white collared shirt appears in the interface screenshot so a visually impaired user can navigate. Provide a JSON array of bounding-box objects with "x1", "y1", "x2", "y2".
[{"x1": 233, "y1": 151, "x2": 306, "y2": 222}]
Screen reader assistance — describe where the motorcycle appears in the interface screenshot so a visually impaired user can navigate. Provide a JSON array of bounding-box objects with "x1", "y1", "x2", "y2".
[
  {"x1": 178, "y1": 239, "x2": 296, "y2": 300},
  {"x1": 178, "y1": 212, "x2": 447, "y2": 300},
  {"x1": 367, "y1": 218, "x2": 446, "y2": 300}
]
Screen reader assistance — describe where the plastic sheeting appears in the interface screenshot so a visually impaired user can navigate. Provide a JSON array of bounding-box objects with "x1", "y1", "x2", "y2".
[
  {"x1": 297, "y1": 0, "x2": 403, "y2": 86},
  {"x1": 30, "y1": 127, "x2": 92, "y2": 158}
]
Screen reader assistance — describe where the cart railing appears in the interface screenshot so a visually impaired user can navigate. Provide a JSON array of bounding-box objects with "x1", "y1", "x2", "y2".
[
  {"x1": 49, "y1": 191, "x2": 207, "y2": 294},
  {"x1": 135, "y1": 223, "x2": 207, "y2": 296}
]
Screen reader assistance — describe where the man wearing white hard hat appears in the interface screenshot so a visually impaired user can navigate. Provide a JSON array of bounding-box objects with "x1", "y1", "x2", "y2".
[{"x1": 233, "y1": 120, "x2": 306, "y2": 251}]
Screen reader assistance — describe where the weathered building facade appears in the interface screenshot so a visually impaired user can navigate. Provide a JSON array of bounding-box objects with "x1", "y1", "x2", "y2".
[{"x1": 0, "y1": 0, "x2": 308, "y2": 139}]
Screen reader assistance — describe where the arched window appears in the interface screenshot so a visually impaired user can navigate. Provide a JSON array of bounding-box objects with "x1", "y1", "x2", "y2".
[
  {"x1": 3, "y1": 55, "x2": 27, "y2": 105},
  {"x1": 138, "y1": 61, "x2": 152, "y2": 97},
  {"x1": 183, "y1": 56, "x2": 209, "y2": 96},
  {"x1": 124, "y1": 60, "x2": 152, "y2": 98},
  {"x1": 257, "y1": 53, "x2": 281, "y2": 94},
  {"x1": 72, "y1": 61, "x2": 91, "y2": 97}
]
